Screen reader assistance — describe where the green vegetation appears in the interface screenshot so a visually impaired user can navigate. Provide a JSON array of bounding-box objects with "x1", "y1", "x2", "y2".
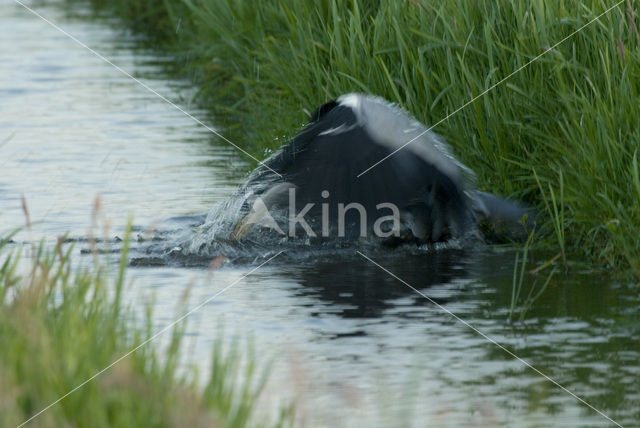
[
  {"x1": 509, "y1": 231, "x2": 557, "y2": 321},
  {"x1": 63, "y1": 0, "x2": 640, "y2": 275},
  {"x1": 0, "y1": 227, "x2": 292, "y2": 427}
]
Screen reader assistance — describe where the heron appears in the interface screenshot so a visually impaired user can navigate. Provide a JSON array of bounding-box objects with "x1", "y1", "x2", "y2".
[{"x1": 231, "y1": 93, "x2": 533, "y2": 244}]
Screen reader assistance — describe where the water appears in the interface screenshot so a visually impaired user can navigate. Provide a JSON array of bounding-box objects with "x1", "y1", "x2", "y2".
[{"x1": 1, "y1": 2, "x2": 639, "y2": 426}]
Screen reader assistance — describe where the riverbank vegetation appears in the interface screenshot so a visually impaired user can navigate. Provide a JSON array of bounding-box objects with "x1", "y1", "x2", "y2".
[
  {"x1": 0, "y1": 227, "x2": 292, "y2": 427},
  {"x1": 60, "y1": 0, "x2": 640, "y2": 276}
]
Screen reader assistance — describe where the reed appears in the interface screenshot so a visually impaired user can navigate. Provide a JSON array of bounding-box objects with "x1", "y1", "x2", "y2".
[{"x1": 0, "y1": 226, "x2": 292, "y2": 427}]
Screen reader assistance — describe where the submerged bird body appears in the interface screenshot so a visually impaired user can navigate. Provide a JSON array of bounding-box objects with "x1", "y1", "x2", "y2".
[{"x1": 233, "y1": 94, "x2": 532, "y2": 244}]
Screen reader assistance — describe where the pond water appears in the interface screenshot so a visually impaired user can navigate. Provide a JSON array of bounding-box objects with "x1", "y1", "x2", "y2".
[{"x1": 1, "y1": 1, "x2": 639, "y2": 427}]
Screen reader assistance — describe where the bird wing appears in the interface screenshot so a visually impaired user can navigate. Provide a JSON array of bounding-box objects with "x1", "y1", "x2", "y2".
[{"x1": 251, "y1": 97, "x2": 471, "y2": 238}]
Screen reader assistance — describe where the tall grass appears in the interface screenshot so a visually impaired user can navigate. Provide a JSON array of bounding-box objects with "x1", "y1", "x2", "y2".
[
  {"x1": 0, "y1": 227, "x2": 292, "y2": 427},
  {"x1": 62, "y1": 0, "x2": 640, "y2": 274},
  {"x1": 509, "y1": 230, "x2": 558, "y2": 322}
]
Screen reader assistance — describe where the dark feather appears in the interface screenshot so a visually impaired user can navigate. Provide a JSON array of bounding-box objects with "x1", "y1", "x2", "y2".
[{"x1": 240, "y1": 94, "x2": 477, "y2": 241}]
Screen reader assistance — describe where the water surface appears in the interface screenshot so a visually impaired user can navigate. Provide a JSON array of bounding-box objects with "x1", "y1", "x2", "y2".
[{"x1": 1, "y1": 2, "x2": 638, "y2": 427}]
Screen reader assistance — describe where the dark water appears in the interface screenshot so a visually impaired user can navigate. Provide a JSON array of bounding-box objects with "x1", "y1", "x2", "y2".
[{"x1": 1, "y1": 2, "x2": 639, "y2": 426}]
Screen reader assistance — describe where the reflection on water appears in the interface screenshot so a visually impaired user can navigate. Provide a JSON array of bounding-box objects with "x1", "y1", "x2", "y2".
[
  {"x1": 0, "y1": 1, "x2": 244, "y2": 241},
  {"x1": 1, "y1": 2, "x2": 639, "y2": 427}
]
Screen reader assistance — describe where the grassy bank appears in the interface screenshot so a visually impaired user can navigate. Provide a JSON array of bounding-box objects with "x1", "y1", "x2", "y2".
[
  {"x1": 0, "y1": 228, "x2": 292, "y2": 427},
  {"x1": 62, "y1": 0, "x2": 640, "y2": 275}
]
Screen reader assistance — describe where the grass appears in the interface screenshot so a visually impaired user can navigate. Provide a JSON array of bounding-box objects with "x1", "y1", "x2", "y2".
[
  {"x1": 508, "y1": 231, "x2": 557, "y2": 322},
  {"x1": 0, "y1": 225, "x2": 293, "y2": 427},
  {"x1": 56, "y1": 0, "x2": 640, "y2": 275}
]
